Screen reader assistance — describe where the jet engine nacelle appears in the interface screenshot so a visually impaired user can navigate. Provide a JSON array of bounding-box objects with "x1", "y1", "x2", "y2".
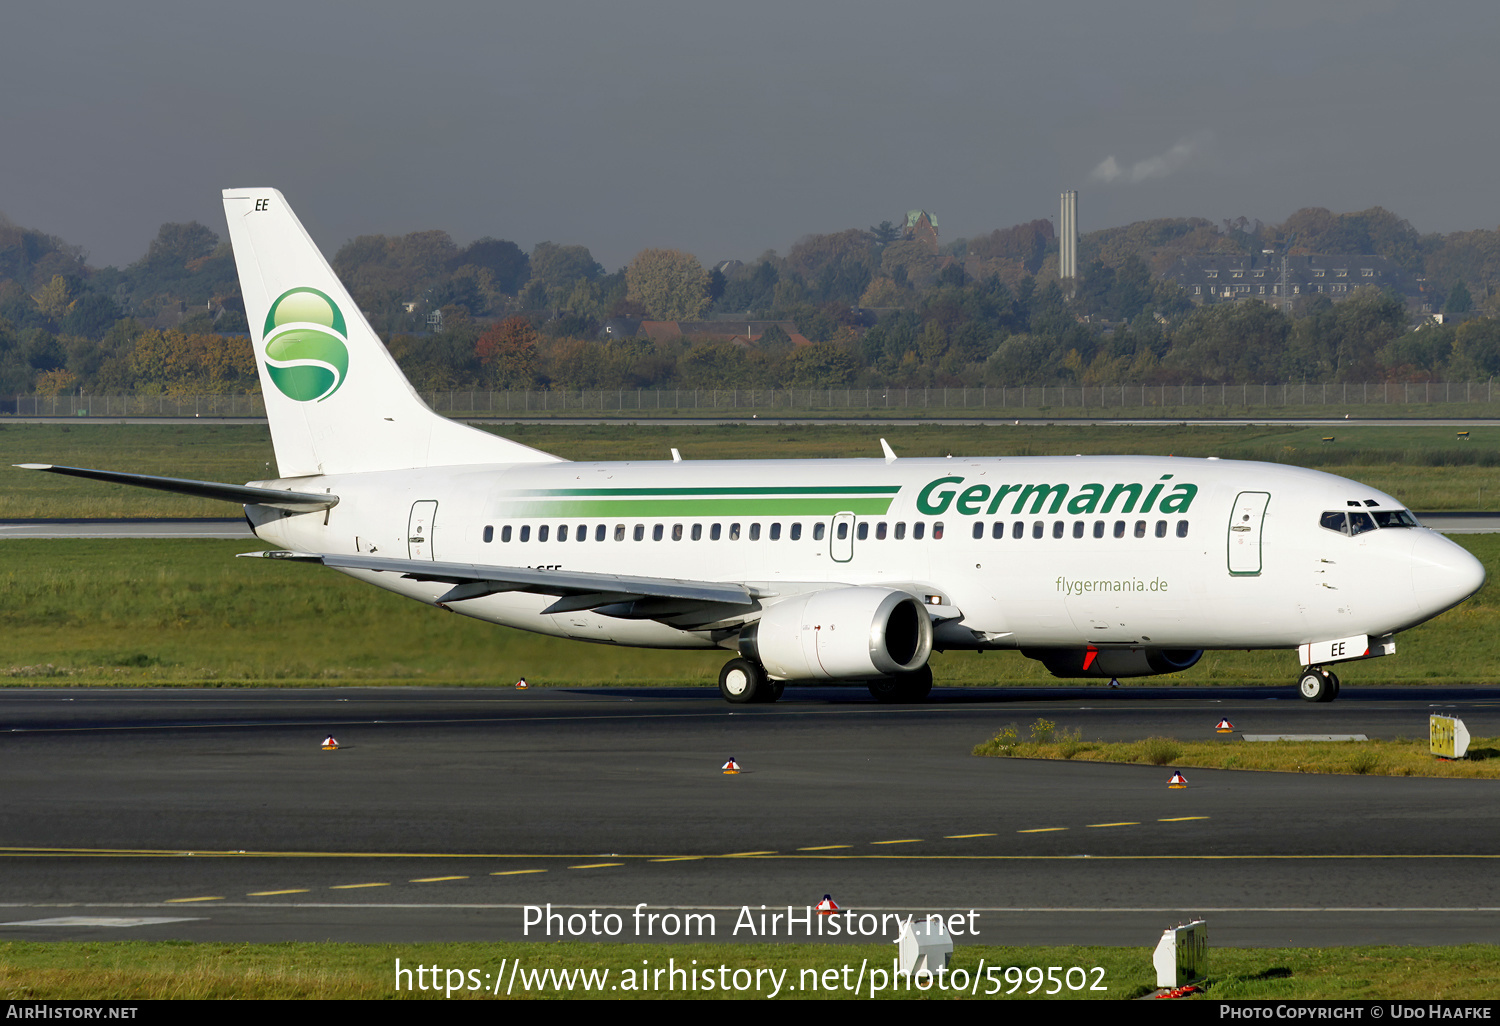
[
  {"x1": 1022, "y1": 646, "x2": 1203, "y2": 679},
  {"x1": 741, "y1": 587, "x2": 933, "y2": 681}
]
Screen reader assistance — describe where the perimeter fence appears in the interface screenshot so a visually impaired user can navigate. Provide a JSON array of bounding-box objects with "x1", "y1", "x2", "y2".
[{"x1": 6, "y1": 381, "x2": 1500, "y2": 418}]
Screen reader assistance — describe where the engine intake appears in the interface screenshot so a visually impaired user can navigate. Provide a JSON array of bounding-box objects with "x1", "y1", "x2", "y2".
[
  {"x1": 1022, "y1": 646, "x2": 1203, "y2": 679},
  {"x1": 741, "y1": 587, "x2": 933, "y2": 681}
]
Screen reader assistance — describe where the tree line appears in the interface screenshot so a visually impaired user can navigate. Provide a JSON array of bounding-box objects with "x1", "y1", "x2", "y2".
[{"x1": 3, "y1": 203, "x2": 1500, "y2": 397}]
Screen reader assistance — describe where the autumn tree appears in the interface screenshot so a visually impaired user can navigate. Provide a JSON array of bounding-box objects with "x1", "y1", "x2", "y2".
[
  {"x1": 475, "y1": 316, "x2": 539, "y2": 387},
  {"x1": 625, "y1": 248, "x2": 710, "y2": 321}
]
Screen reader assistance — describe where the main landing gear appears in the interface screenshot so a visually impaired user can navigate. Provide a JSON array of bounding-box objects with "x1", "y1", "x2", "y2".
[
  {"x1": 1297, "y1": 666, "x2": 1341, "y2": 703},
  {"x1": 718, "y1": 658, "x2": 784, "y2": 704}
]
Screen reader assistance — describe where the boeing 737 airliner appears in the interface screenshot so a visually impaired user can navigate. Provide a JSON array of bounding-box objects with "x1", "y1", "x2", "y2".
[{"x1": 19, "y1": 190, "x2": 1487, "y2": 703}]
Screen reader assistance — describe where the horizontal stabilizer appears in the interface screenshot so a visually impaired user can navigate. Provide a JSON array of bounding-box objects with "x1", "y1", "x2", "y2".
[
  {"x1": 240, "y1": 550, "x2": 756, "y2": 611},
  {"x1": 16, "y1": 464, "x2": 338, "y2": 513}
]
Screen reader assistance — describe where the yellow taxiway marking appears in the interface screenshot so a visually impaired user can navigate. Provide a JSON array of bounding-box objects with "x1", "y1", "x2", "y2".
[
  {"x1": 945, "y1": 833, "x2": 997, "y2": 839},
  {"x1": 1087, "y1": 822, "x2": 1141, "y2": 828},
  {"x1": 165, "y1": 896, "x2": 223, "y2": 903},
  {"x1": 650, "y1": 857, "x2": 703, "y2": 862},
  {"x1": 410, "y1": 876, "x2": 468, "y2": 883},
  {"x1": 330, "y1": 882, "x2": 390, "y2": 889},
  {"x1": 723, "y1": 851, "x2": 776, "y2": 857},
  {"x1": 870, "y1": 839, "x2": 923, "y2": 845},
  {"x1": 1018, "y1": 827, "x2": 1068, "y2": 833},
  {"x1": 491, "y1": 869, "x2": 547, "y2": 876},
  {"x1": 1159, "y1": 816, "x2": 1211, "y2": 822},
  {"x1": 569, "y1": 863, "x2": 623, "y2": 869},
  {"x1": 797, "y1": 845, "x2": 851, "y2": 851},
  {"x1": 247, "y1": 889, "x2": 310, "y2": 896}
]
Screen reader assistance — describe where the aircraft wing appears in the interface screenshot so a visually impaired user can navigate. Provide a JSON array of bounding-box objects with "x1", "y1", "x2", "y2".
[
  {"x1": 15, "y1": 464, "x2": 337, "y2": 513},
  {"x1": 241, "y1": 549, "x2": 757, "y2": 618}
]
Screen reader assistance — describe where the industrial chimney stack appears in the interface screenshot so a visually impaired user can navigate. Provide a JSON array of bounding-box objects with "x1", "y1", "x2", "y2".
[{"x1": 1059, "y1": 190, "x2": 1078, "y2": 280}]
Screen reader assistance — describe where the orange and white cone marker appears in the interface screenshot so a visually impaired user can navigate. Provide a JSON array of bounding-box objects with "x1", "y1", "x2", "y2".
[
  {"x1": 1215, "y1": 719, "x2": 1235, "y2": 733},
  {"x1": 322, "y1": 736, "x2": 339, "y2": 750},
  {"x1": 721, "y1": 758, "x2": 741, "y2": 775},
  {"x1": 1168, "y1": 771, "x2": 1188, "y2": 789},
  {"x1": 816, "y1": 894, "x2": 839, "y2": 915},
  {"x1": 515, "y1": 677, "x2": 529, "y2": 690}
]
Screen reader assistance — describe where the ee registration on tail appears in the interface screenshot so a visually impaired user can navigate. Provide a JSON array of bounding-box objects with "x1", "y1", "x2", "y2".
[{"x1": 18, "y1": 190, "x2": 1486, "y2": 704}]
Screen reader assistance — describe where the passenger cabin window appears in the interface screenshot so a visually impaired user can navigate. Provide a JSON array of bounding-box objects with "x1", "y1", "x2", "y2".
[
  {"x1": 1012, "y1": 521, "x2": 1024, "y2": 539},
  {"x1": 538, "y1": 525, "x2": 550, "y2": 543},
  {"x1": 769, "y1": 522, "x2": 781, "y2": 541},
  {"x1": 857, "y1": 522, "x2": 868, "y2": 541},
  {"x1": 895, "y1": 522, "x2": 906, "y2": 540},
  {"x1": 876, "y1": 522, "x2": 887, "y2": 540},
  {"x1": 913, "y1": 522, "x2": 925, "y2": 540},
  {"x1": 577, "y1": 523, "x2": 587, "y2": 542},
  {"x1": 520, "y1": 526, "x2": 531, "y2": 542},
  {"x1": 972, "y1": 522, "x2": 985, "y2": 540},
  {"x1": 711, "y1": 523, "x2": 722, "y2": 541},
  {"x1": 729, "y1": 523, "x2": 741, "y2": 540},
  {"x1": 1093, "y1": 521, "x2": 1104, "y2": 538},
  {"x1": 615, "y1": 524, "x2": 626, "y2": 541},
  {"x1": 814, "y1": 523, "x2": 826, "y2": 541},
  {"x1": 653, "y1": 524, "x2": 664, "y2": 541},
  {"x1": 596, "y1": 524, "x2": 606, "y2": 541},
  {"x1": 1176, "y1": 520, "x2": 1189, "y2": 538},
  {"x1": 691, "y1": 524, "x2": 702, "y2": 541},
  {"x1": 633, "y1": 525, "x2": 645, "y2": 541},
  {"x1": 791, "y1": 523, "x2": 802, "y2": 541},
  {"x1": 932, "y1": 522, "x2": 943, "y2": 539},
  {"x1": 483, "y1": 526, "x2": 493, "y2": 543},
  {"x1": 501, "y1": 525, "x2": 512, "y2": 542},
  {"x1": 992, "y1": 522, "x2": 1005, "y2": 539},
  {"x1": 672, "y1": 524, "x2": 683, "y2": 541},
  {"x1": 557, "y1": 525, "x2": 568, "y2": 542},
  {"x1": 749, "y1": 523, "x2": 761, "y2": 541}
]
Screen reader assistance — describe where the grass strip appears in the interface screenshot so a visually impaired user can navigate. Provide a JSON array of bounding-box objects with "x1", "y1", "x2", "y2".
[
  {"x1": 973, "y1": 720, "x2": 1500, "y2": 777},
  {"x1": 2, "y1": 940, "x2": 1499, "y2": 999},
  {"x1": 8, "y1": 422, "x2": 1500, "y2": 516}
]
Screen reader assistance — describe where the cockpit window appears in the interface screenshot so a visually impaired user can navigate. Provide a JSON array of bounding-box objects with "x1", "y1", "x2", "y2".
[
  {"x1": 1322, "y1": 509, "x2": 1417, "y2": 534},
  {"x1": 1320, "y1": 511, "x2": 1351, "y2": 535}
]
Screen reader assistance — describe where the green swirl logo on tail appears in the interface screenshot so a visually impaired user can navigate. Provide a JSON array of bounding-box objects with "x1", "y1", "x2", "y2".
[{"x1": 262, "y1": 288, "x2": 350, "y2": 402}]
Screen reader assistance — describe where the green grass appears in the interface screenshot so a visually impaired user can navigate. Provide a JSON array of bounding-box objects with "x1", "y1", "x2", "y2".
[
  {"x1": 6, "y1": 422, "x2": 1500, "y2": 516},
  {"x1": 0, "y1": 940, "x2": 1496, "y2": 999},
  {"x1": 0, "y1": 535, "x2": 1497, "y2": 688},
  {"x1": 973, "y1": 720, "x2": 1500, "y2": 778}
]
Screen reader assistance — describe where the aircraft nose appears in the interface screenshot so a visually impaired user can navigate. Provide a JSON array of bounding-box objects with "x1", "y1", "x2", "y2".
[{"x1": 1411, "y1": 530, "x2": 1486, "y2": 615}]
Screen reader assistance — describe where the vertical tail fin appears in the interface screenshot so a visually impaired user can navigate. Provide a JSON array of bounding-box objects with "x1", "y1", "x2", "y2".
[{"x1": 222, "y1": 188, "x2": 561, "y2": 477}]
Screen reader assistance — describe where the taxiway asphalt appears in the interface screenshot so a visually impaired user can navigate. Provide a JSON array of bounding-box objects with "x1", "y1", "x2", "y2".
[{"x1": 0, "y1": 685, "x2": 1497, "y2": 947}]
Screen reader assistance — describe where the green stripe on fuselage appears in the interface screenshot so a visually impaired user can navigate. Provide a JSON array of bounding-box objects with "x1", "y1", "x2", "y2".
[
  {"x1": 507, "y1": 486, "x2": 901, "y2": 497},
  {"x1": 499, "y1": 498, "x2": 896, "y2": 517}
]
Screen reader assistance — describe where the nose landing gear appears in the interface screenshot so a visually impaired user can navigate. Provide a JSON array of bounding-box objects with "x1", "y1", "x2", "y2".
[{"x1": 1297, "y1": 666, "x2": 1341, "y2": 703}]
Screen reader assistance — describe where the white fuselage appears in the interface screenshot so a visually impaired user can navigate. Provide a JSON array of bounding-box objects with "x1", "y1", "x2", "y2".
[{"x1": 248, "y1": 454, "x2": 1484, "y2": 655}]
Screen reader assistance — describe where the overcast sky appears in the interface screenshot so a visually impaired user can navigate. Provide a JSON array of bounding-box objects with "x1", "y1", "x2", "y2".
[{"x1": 4, "y1": 1, "x2": 1498, "y2": 271}]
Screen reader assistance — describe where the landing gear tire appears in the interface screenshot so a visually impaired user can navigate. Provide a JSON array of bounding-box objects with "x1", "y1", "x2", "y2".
[
  {"x1": 868, "y1": 664, "x2": 934, "y2": 704},
  {"x1": 1297, "y1": 667, "x2": 1338, "y2": 703},
  {"x1": 719, "y1": 658, "x2": 769, "y2": 704}
]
